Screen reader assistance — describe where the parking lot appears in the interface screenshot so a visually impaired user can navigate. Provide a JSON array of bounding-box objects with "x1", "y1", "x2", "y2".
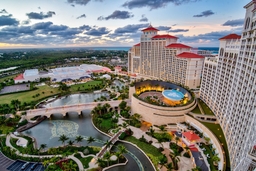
[
  {"x1": 0, "y1": 152, "x2": 14, "y2": 171},
  {"x1": 0, "y1": 83, "x2": 30, "y2": 95},
  {"x1": 7, "y1": 160, "x2": 45, "y2": 171}
]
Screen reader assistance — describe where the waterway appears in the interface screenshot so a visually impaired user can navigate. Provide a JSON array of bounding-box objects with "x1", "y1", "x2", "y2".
[
  {"x1": 24, "y1": 84, "x2": 155, "y2": 171},
  {"x1": 44, "y1": 92, "x2": 109, "y2": 108}
]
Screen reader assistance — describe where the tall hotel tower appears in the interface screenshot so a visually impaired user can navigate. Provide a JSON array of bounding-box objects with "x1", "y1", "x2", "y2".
[
  {"x1": 128, "y1": 25, "x2": 205, "y2": 89},
  {"x1": 200, "y1": 1, "x2": 256, "y2": 170}
]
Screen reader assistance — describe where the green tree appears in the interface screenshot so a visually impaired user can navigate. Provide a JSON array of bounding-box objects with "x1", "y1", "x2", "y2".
[
  {"x1": 166, "y1": 162, "x2": 174, "y2": 171},
  {"x1": 119, "y1": 101, "x2": 127, "y2": 110},
  {"x1": 68, "y1": 140, "x2": 74, "y2": 146},
  {"x1": 58, "y1": 134, "x2": 69, "y2": 147},
  {"x1": 75, "y1": 135, "x2": 83, "y2": 147},
  {"x1": 103, "y1": 151, "x2": 111, "y2": 167},
  {"x1": 158, "y1": 155, "x2": 167, "y2": 168},
  {"x1": 87, "y1": 136, "x2": 95, "y2": 146}
]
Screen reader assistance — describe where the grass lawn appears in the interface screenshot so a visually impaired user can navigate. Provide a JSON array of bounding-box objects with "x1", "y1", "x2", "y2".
[
  {"x1": 191, "y1": 105, "x2": 202, "y2": 114},
  {"x1": 70, "y1": 80, "x2": 102, "y2": 92},
  {"x1": 101, "y1": 119, "x2": 114, "y2": 131},
  {"x1": 0, "y1": 85, "x2": 59, "y2": 105},
  {"x1": 0, "y1": 125, "x2": 14, "y2": 134},
  {"x1": 125, "y1": 136, "x2": 162, "y2": 168},
  {"x1": 0, "y1": 74, "x2": 18, "y2": 83},
  {"x1": 198, "y1": 99, "x2": 214, "y2": 115},
  {"x1": 74, "y1": 153, "x2": 93, "y2": 169},
  {"x1": 201, "y1": 122, "x2": 230, "y2": 170}
]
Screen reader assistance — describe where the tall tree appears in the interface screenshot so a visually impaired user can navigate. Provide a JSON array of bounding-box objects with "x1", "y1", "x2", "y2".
[
  {"x1": 75, "y1": 135, "x2": 83, "y2": 147},
  {"x1": 87, "y1": 136, "x2": 95, "y2": 146},
  {"x1": 58, "y1": 134, "x2": 69, "y2": 147}
]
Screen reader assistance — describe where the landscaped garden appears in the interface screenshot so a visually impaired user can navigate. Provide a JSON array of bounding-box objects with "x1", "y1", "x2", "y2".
[
  {"x1": 201, "y1": 121, "x2": 230, "y2": 170},
  {"x1": 198, "y1": 99, "x2": 214, "y2": 115},
  {"x1": 191, "y1": 104, "x2": 202, "y2": 114}
]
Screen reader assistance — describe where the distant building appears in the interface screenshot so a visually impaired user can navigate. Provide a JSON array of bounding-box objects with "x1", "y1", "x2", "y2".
[
  {"x1": 14, "y1": 69, "x2": 40, "y2": 83},
  {"x1": 128, "y1": 25, "x2": 204, "y2": 89}
]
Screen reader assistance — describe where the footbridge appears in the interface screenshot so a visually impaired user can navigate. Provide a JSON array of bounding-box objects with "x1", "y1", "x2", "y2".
[
  {"x1": 97, "y1": 130, "x2": 123, "y2": 158},
  {"x1": 26, "y1": 100, "x2": 126, "y2": 120}
]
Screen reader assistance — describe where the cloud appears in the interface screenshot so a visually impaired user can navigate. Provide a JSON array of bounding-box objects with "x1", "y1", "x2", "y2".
[
  {"x1": 76, "y1": 14, "x2": 86, "y2": 19},
  {"x1": 193, "y1": 10, "x2": 214, "y2": 17},
  {"x1": 178, "y1": 27, "x2": 242, "y2": 44},
  {"x1": 222, "y1": 19, "x2": 244, "y2": 27},
  {"x1": 123, "y1": 0, "x2": 200, "y2": 10},
  {"x1": 21, "y1": 20, "x2": 30, "y2": 25},
  {"x1": 86, "y1": 27, "x2": 110, "y2": 36},
  {"x1": 98, "y1": 10, "x2": 134, "y2": 20},
  {"x1": 0, "y1": 15, "x2": 19, "y2": 26},
  {"x1": 0, "y1": 9, "x2": 8, "y2": 14},
  {"x1": 114, "y1": 24, "x2": 148, "y2": 34},
  {"x1": 26, "y1": 11, "x2": 56, "y2": 20},
  {"x1": 157, "y1": 26, "x2": 171, "y2": 31},
  {"x1": 169, "y1": 28, "x2": 189, "y2": 32},
  {"x1": 38, "y1": 7, "x2": 41, "y2": 9},
  {"x1": 79, "y1": 25, "x2": 92, "y2": 31},
  {"x1": 67, "y1": 0, "x2": 104, "y2": 6},
  {"x1": 139, "y1": 14, "x2": 148, "y2": 22},
  {"x1": 172, "y1": 24, "x2": 177, "y2": 26},
  {"x1": 71, "y1": 4, "x2": 75, "y2": 7}
]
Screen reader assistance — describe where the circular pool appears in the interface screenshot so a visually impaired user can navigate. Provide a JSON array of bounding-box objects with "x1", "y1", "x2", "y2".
[{"x1": 162, "y1": 89, "x2": 184, "y2": 101}]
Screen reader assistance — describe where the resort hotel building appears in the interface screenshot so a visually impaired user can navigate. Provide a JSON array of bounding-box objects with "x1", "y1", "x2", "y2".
[
  {"x1": 200, "y1": 1, "x2": 256, "y2": 170},
  {"x1": 128, "y1": 25, "x2": 205, "y2": 89},
  {"x1": 14, "y1": 64, "x2": 111, "y2": 83}
]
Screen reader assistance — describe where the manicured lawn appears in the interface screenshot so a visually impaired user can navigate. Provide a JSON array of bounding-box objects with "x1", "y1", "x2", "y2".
[
  {"x1": 191, "y1": 105, "x2": 202, "y2": 114},
  {"x1": 0, "y1": 125, "x2": 14, "y2": 134},
  {"x1": 70, "y1": 80, "x2": 102, "y2": 92},
  {"x1": 0, "y1": 74, "x2": 17, "y2": 83},
  {"x1": 74, "y1": 153, "x2": 93, "y2": 169},
  {"x1": 201, "y1": 122, "x2": 230, "y2": 170},
  {"x1": 101, "y1": 119, "x2": 114, "y2": 131},
  {"x1": 0, "y1": 85, "x2": 59, "y2": 104},
  {"x1": 198, "y1": 99, "x2": 214, "y2": 115},
  {"x1": 125, "y1": 136, "x2": 162, "y2": 168},
  {"x1": 0, "y1": 80, "x2": 103, "y2": 105}
]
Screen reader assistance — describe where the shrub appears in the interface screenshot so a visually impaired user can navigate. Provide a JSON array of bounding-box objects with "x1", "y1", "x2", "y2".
[{"x1": 183, "y1": 152, "x2": 191, "y2": 158}]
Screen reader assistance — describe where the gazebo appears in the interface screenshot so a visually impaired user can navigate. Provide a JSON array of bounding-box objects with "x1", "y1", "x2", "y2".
[{"x1": 182, "y1": 131, "x2": 200, "y2": 146}]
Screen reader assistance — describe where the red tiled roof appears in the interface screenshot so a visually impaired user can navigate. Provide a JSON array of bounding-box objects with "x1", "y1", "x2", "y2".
[
  {"x1": 152, "y1": 34, "x2": 178, "y2": 39},
  {"x1": 14, "y1": 74, "x2": 24, "y2": 80},
  {"x1": 219, "y1": 34, "x2": 241, "y2": 40},
  {"x1": 177, "y1": 52, "x2": 204, "y2": 59},
  {"x1": 166, "y1": 43, "x2": 191, "y2": 48},
  {"x1": 182, "y1": 131, "x2": 200, "y2": 141},
  {"x1": 142, "y1": 25, "x2": 159, "y2": 32},
  {"x1": 134, "y1": 43, "x2": 140, "y2": 46}
]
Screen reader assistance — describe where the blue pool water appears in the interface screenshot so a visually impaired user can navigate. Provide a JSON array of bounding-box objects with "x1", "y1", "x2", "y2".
[{"x1": 162, "y1": 89, "x2": 184, "y2": 101}]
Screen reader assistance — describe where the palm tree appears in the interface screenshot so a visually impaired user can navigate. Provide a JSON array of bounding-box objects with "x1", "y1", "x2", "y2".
[
  {"x1": 165, "y1": 162, "x2": 174, "y2": 171},
  {"x1": 103, "y1": 151, "x2": 111, "y2": 166},
  {"x1": 158, "y1": 155, "x2": 167, "y2": 169},
  {"x1": 104, "y1": 140, "x2": 113, "y2": 150},
  {"x1": 159, "y1": 125, "x2": 166, "y2": 132},
  {"x1": 149, "y1": 128, "x2": 155, "y2": 140},
  {"x1": 175, "y1": 137, "x2": 180, "y2": 145},
  {"x1": 68, "y1": 140, "x2": 74, "y2": 146},
  {"x1": 96, "y1": 158, "x2": 106, "y2": 168},
  {"x1": 87, "y1": 136, "x2": 95, "y2": 146},
  {"x1": 58, "y1": 134, "x2": 69, "y2": 147},
  {"x1": 39, "y1": 144, "x2": 47, "y2": 153},
  {"x1": 117, "y1": 144, "x2": 127, "y2": 156},
  {"x1": 75, "y1": 135, "x2": 83, "y2": 146}
]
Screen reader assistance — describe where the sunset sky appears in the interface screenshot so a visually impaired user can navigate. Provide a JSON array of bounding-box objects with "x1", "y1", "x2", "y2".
[{"x1": 0, "y1": 0, "x2": 248, "y2": 48}]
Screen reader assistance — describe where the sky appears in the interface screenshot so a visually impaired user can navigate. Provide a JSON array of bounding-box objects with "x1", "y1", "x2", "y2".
[{"x1": 0, "y1": 0, "x2": 249, "y2": 49}]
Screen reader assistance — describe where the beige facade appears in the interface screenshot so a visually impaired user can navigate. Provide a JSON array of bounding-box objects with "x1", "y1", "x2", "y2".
[
  {"x1": 128, "y1": 25, "x2": 204, "y2": 89},
  {"x1": 200, "y1": 1, "x2": 256, "y2": 170}
]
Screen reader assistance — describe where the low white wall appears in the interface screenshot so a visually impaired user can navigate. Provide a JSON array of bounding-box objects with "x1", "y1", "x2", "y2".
[{"x1": 131, "y1": 95, "x2": 196, "y2": 125}]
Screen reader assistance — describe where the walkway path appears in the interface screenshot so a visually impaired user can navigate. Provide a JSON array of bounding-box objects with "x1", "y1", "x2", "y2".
[{"x1": 5, "y1": 133, "x2": 84, "y2": 171}]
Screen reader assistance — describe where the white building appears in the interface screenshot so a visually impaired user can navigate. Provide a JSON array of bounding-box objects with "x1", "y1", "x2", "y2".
[
  {"x1": 200, "y1": 1, "x2": 256, "y2": 170},
  {"x1": 128, "y1": 25, "x2": 204, "y2": 89},
  {"x1": 14, "y1": 69, "x2": 40, "y2": 83}
]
